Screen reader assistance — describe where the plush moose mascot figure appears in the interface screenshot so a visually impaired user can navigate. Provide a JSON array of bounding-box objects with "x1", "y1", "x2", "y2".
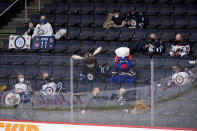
[
  {"x1": 110, "y1": 47, "x2": 136, "y2": 83},
  {"x1": 72, "y1": 47, "x2": 109, "y2": 82}
]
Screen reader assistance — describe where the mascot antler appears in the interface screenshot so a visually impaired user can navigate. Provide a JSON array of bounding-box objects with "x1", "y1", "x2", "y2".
[
  {"x1": 72, "y1": 55, "x2": 83, "y2": 60},
  {"x1": 92, "y1": 47, "x2": 102, "y2": 56},
  {"x1": 72, "y1": 47, "x2": 102, "y2": 60}
]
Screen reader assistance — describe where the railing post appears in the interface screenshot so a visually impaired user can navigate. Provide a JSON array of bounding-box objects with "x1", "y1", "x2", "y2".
[
  {"x1": 151, "y1": 59, "x2": 154, "y2": 127},
  {"x1": 25, "y1": 0, "x2": 27, "y2": 23},
  {"x1": 70, "y1": 57, "x2": 74, "y2": 123},
  {"x1": 38, "y1": 0, "x2": 41, "y2": 11}
]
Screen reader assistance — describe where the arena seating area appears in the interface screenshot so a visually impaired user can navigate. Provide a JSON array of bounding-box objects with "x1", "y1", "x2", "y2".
[{"x1": 0, "y1": 0, "x2": 197, "y2": 92}]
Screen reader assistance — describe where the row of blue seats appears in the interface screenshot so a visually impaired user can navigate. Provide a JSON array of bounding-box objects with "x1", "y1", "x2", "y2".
[
  {"x1": 28, "y1": 14, "x2": 197, "y2": 29},
  {"x1": 42, "y1": 2, "x2": 197, "y2": 15},
  {"x1": 15, "y1": 27, "x2": 197, "y2": 42}
]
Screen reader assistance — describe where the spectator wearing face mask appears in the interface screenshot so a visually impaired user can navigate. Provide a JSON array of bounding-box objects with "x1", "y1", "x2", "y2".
[
  {"x1": 169, "y1": 34, "x2": 190, "y2": 57},
  {"x1": 123, "y1": 6, "x2": 144, "y2": 29},
  {"x1": 24, "y1": 21, "x2": 35, "y2": 37},
  {"x1": 41, "y1": 72, "x2": 56, "y2": 86},
  {"x1": 110, "y1": 9, "x2": 124, "y2": 28},
  {"x1": 141, "y1": 33, "x2": 163, "y2": 55},
  {"x1": 32, "y1": 15, "x2": 53, "y2": 38},
  {"x1": 14, "y1": 73, "x2": 32, "y2": 95}
]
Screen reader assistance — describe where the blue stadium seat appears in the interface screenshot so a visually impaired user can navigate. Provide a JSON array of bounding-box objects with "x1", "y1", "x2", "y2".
[
  {"x1": 77, "y1": 81, "x2": 91, "y2": 92},
  {"x1": 135, "y1": 29, "x2": 148, "y2": 40},
  {"x1": 54, "y1": 40, "x2": 68, "y2": 52},
  {"x1": 27, "y1": 53, "x2": 40, "y2": 65},
  {"x1": 80, "y1": 27, "x2": 94, "y2": 40},
  {"x1": 106, "y1": 28, "x2": 120, "y2": 41},
  {"x1": 30, "y1": 14, "x2": 40, "y2": 24},
  {"x1": 160, "y1": 16, "x2": 174, "y2": 28},
  {"x1": 179, "y1": 56, "x2": 193, "y2": 69},
  {"x1": 121, "y1": 3, "x2": 132, "y2": 14},
  {"x1": 120, "y1": 28, "x2": 134, "y2": 41},
  {"x1": 0, "y1": 52, "x2": 14, "y2": 64},
  {"x1": 81, "y1": 3, "x2": 94, "y2": 14},
  {"x1": 56, "y1": 3, "x2": 68, "y2": 13},
  {"x1": 161, "y1": 29, "x2": 175, "y2": 42},
  {"x1": 67, "y1": 27, "x2": 80, "y2": 39},
  {"x1": 10, "y1": 65, "x2": 25, "y2": 78},
  {"x1": 52, "y1": 66, "x2": 66, "y2": 80},
  {"x1": 187, "y1": 5, "x2": 197, "y2": 15},
  {"x1": 107, "y1": 3, "x2": 120, "y2": 13},
  {"x1": 173, "y1": 4, "x2": 187, "y2": 15},
  {"x1": 93, "y1": 28, "x2": 106, "y2": 40},
  {"x1": 160, "y1": 4, "x2": 173, "y2": 15},
  {"x1": 25, "y1": 65, "x2": 39, "y2": 79},
  {"x1": 136, "y1": 69, "x2": 150, "y2": 83},
  {"x1": 96, "y1": 54, "x2": 108, "y2": 65},
  {"x1": 45, "y1": 14, "x2": 55, "y2": 24},
  {"x1": 69, "y1": 3, "x2": 81, "y2": 14},
  {"x1": 12, "y1": 53, "x2": 27, "y2": 65},
  {"x1": 94, "y1": 3, "x2": 107, "y2": 14},
  {"x1": 135, "y1": 4, "x2": 146, "y2": 13},
  {"x1": 165, "y1": 56, "x2": 180, "y2": 69},
  {"x1": 16, "y1": 27, "x2": 27, "y2": 35},
  {"x1": 189, "y1": 30, "x2": 197, "y2": 42},
  {"x1": 42, "y1": 3, "x2": 56, "y2": 13},
  {"x1": 39, "y1": 53, "x2": 53, "y2": 65},
  {"x1": 146, "y1": 4, "x2": 160, "y2": 15},
  {"x1": 0, "y1": 79, "x2": 8, "y2": 87},
  {"x1": 108, "y1": 42, "x2": 121, "y2": 53},
  {"x1": 80, "y1": 15, "x2": 94, "y2": 26},
  {"x1": 81, "y1": 41, "x2": 94, "y2": 52},
  {"x1": 67, "y1": 15, "x2": 80, "y2": 26},
  {"x1": 94, "y1": 41, "x2": 108, "y2": 52},
  {"x1": 187, "y1": 16, "x2": 197, "y2": 29},
  {"x1": 52, "y1": 53, "x2": 69, "y2": 65},
  {"x1": 152, "y1": 55, "x2": 165, "y2": 69},
  {"x1": 154, "y1": 69, "x2": 166, "y2": 81},
  {"x1": 174, "y1": 16, "x2": 188, "y2": 28},
  {"x1": 135, "y1": 55, "x2": 150, "y2": 68},
  {"x1": 67, "y1": 40, "x2": 81, "y2": 52},
  {"x1": 0, "y1": 65, "x2": 12, "y2": 78},
  {"x1": 148, "y1": 16, "x2": 161, "y2": 28},
  {"x1": 54, "y1": 14, "x2": 68, "y2": 26},
  {"x1": 94, "y1": 15, "x2": 105, "y2": 27}
]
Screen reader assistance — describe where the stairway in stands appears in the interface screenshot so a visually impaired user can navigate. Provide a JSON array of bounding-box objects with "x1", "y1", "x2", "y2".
[{"x1": 0, "y1": 0, "x2": 53, "y2": 48}]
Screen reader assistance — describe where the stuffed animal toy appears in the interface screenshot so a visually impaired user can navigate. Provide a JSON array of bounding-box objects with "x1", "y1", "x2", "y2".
[
  {"x1": 110, "y1": 47, "x2": 136, "y2": 83},
  {"x1": 72, "y1": 47, "x2": 109, "y2": 81}
]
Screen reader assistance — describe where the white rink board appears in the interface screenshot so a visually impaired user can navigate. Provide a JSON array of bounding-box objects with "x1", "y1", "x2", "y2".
[{"x1": 0, "y1": 120, "x2": 193, "y2": 131}]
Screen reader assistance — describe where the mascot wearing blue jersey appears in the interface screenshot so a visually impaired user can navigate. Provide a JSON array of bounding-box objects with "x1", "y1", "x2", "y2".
[{"x1": 110, "y1": 47, "x2": 136, "y2": 83}]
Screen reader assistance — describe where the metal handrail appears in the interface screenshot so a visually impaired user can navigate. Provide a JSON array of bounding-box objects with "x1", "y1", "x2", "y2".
[{"x1": 0, "y1": 0, "x2": 19, "y2": 17}]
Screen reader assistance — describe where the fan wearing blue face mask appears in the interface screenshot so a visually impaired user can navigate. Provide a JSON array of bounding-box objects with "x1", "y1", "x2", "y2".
[
  {"x1": 32, "y1": 15, "x2": 53, "y2": 38},
  {"x1": 110, "y1": 9, "x2": 124, "y2": 28}
]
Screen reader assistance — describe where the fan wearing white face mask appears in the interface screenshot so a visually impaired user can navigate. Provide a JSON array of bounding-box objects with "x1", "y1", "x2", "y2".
[
  {"x1": 14, "y1": 73, "x2": 32, "y2": 94},
  {"x1": 110, "y1": 9, "x2": 124, "y2": 28}
]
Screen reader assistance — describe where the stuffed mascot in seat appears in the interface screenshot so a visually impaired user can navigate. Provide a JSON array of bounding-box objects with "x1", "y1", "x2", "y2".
[{"x1": 110, "y1": 47, "x2": 136, "y2": 83}]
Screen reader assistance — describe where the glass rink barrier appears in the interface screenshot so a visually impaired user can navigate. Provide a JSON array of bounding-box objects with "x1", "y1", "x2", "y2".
[{"x1": 0, "y1": 54, "x2": 196, "y2": 129}]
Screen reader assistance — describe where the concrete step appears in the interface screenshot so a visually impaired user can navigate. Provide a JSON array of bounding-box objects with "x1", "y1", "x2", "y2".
[
  {"x1": 0, "y1": 29, "x2": 16, "y2": 34},
  {"x1": 8, "y1": 21, "x2": 26, "y2": 26},
  {"x1": 0, "y1": 34, "x2": 11, "y2": 38},
  {"x1": 10, "y1": 18, "x2": 29, "y2": 22},
  {"x1": 21, "y1": 9, "x2": 39, "y2": 15},
  {"x1": 16, "y1": 14, "x2": 32, "y2": 18}
]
